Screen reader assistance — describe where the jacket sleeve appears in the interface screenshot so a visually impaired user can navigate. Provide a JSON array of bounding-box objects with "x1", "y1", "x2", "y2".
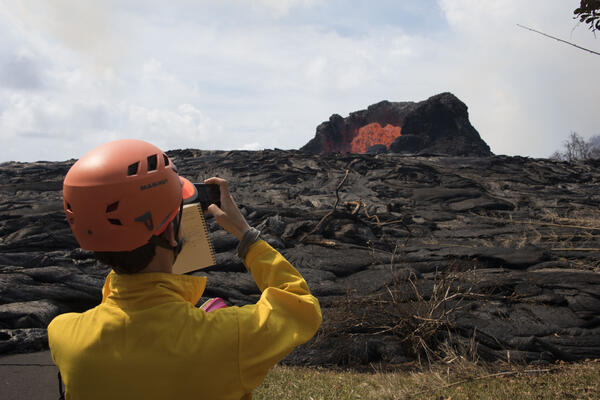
[{"x1": 236, "y1": 240, "x2": 322, "y2": 391}]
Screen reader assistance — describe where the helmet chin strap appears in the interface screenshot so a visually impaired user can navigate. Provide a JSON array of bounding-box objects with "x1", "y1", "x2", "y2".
[
  {"x1": 150, "y1": 202, "x2": 184, "y2": 264},
  {"x1": 149, "y1": 235, "x2": 182, "y2": 264},
  {"x1": 172, "y1": 239, "x2": 183, "y2": 262}
]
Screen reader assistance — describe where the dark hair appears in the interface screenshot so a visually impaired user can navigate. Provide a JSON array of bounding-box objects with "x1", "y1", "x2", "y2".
[{"x1": 94, "y1": 241, "x2": 156, "y2": 274}]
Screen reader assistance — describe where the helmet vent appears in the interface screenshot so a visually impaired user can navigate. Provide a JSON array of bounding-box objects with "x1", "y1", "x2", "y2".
[
  {"x1": 108, "y1": 218, "x2": 122, "y2": 226},
  {"x1": 106, "y1": 202, "x2": 119, "y2": 213},
  {"x1": 163, "y1": 154, "x2": 170, "y2": 166},
  {"x1": 147, "y1": 154, "x2": 158, "y2": 171},
  {"x1": 127, "y1": 162, "x2": 139, "y2": 176}
]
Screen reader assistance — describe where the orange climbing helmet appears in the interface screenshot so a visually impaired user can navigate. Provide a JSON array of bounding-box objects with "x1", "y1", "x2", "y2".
[{"x1": 63, "y1": 139, "x2": 194, "y2": 252}]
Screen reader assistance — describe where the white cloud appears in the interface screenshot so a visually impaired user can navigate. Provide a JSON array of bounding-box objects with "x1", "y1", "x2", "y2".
[
  {"x1": 1, "y1": 1, "x2": 128, "y2": 71},
  {"x1": 435, "y1": 0, "x2": 600, "y2": 157},
  {"x1": 0, "y1": 94, "x2": 104, "y2": 138},
  {"x1": 438, "y1": 0, "x2": 518, "y2": 30},
  {"x1": 126, "y1": 103, "x2": 218, "y2": 149},
  {"x1": 0, "y1": 1, "x2": 598, "y2": 162},
  {"x1": 241, "y1": 142, "x2": 263, "y2": 151},
  {"x1": 251, "y1": 0, "x2": 323, "y2": 16},
  {"x1": 306, "y1": 56, "x2": 328, "y2": 81},
  {"x1": 0, "y1": 50, "x2": 45, "y2": 90}
]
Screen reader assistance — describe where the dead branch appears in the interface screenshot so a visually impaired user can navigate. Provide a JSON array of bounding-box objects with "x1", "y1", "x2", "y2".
[
  {"x1": 517, "y1": 24, "x2": 600, "y2": 56},
  {"x1": 343, "y1": 199, "x2": 413, "y2": 232},
  {"x1": 300, "y1": 169, "x2": 349, "y2": 242},
  {"x1": 321, "y1": 267, "x2": 488, "y2": 367},
  {"x1": 345, "y1": 200, "x2": 361, "y2": 215},
  {"x1": 303, "y1": 238, "x2": 338, "y2": 247}
]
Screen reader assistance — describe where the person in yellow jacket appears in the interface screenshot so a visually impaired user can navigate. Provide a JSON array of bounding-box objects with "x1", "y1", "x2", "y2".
[{"x1": 48, "y1": 139, "x2": 322, "y2": 400}]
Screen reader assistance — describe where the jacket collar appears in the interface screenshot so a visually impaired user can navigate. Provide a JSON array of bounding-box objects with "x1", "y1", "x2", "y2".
[{"x1": 101, "y1": 271, "x2": 207, "y2": 310}]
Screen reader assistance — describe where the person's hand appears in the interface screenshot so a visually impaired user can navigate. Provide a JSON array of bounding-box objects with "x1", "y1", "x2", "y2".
[{"x1": 204, "y1": 177, "x2": 251, "y2": 241}]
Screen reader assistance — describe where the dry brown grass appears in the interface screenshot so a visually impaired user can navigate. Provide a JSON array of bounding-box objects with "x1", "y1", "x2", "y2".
[{"x1": 254, "y1": 359, "x2": 600, "y2": 400}]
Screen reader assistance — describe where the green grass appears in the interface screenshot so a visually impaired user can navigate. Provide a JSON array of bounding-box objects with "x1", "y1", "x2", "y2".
[{"x1": 253, "y1": 360, "x2": 600, "y2": 399}]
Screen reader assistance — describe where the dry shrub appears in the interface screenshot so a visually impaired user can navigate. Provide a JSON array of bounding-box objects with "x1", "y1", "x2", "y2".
[{"x1": 319, "y1": 268, "x2": 481, "y2": 368}]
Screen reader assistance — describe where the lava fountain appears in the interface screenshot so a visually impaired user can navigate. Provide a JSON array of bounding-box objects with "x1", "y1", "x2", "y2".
[{"x1": 350, "y1": 123, "x2": 402, "y2": 153}]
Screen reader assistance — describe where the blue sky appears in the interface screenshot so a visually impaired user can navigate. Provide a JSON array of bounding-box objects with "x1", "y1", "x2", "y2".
[{"x1": 0, "y1": 0, "x2": 598, "y2": 162}]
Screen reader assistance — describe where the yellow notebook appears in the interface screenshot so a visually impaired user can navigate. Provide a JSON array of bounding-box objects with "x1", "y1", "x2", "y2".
[{"x1": 172, "y1": 203, "x2": 217, "y2": 274}]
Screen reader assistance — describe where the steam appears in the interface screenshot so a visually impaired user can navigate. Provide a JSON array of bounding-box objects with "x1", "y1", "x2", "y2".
[{"x1": 3, "y1": 1, "x2": 128, "y2": 72}]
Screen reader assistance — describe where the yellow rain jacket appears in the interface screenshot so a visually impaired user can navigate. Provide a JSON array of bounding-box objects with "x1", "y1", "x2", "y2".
[{"x1": 48, "y1": 241, "x2": 322, "y2": 400}]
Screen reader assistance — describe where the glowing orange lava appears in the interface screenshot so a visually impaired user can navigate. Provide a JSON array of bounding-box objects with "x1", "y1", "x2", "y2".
[{"x1": 350, "y1": 123, "x2": 402, "y2": 153}]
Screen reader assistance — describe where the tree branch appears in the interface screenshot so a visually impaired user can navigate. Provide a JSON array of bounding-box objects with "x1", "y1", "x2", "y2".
[
  {"x1": 300, "y1": 169, "x2": 350, "y2": 242},
  {"x1": 517, "y1": 24, "x2": 600, "y2": 56}
]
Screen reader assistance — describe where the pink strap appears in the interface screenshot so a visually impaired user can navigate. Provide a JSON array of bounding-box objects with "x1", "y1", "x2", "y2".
[{"x1": 200, "y1": 297, "x2": 228, "y2": 312}]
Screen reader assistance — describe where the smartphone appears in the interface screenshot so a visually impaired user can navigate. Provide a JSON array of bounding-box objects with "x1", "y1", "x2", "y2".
[{"x1": 193, "y1": 183, "x2": 221, "y2": 211}]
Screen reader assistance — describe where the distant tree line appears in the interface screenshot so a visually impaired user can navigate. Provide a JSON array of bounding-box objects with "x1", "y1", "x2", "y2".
[{"x1": 550, "y1": 132, "x2": 600, "y2": 161}]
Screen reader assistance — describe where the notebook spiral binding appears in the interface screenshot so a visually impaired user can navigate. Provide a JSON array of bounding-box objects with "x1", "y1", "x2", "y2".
[{"x1": 196, "y1": 203, "x2": 217, "y2": 265}]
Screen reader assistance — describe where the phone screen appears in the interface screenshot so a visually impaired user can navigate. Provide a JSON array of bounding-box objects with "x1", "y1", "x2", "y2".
[{"x1": 193, "y1": 183, "x2": 221, "y2": 210}]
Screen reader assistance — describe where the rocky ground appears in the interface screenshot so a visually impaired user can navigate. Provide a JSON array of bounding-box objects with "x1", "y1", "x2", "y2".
[{"x1": 1, "y1": 150, "x2": 599, "y2": 366}]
